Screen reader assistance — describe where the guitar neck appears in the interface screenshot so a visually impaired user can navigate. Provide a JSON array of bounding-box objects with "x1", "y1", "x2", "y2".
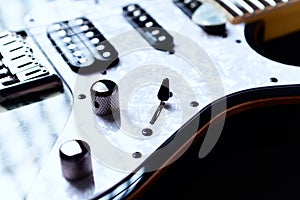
[{"x1": 204, "y1": 0, "x2": 300, "y2": 40}]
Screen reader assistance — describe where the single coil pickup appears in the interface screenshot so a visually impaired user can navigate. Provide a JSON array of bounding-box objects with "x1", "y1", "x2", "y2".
[
  {"x1": 123, "y1": 4, "x2": 175, "y2": 53},
  {"x1": 173, "y1": 0, "x2": 203, "y2": 18},
  {"x1": 47, "y1": 17, "x2": 119, "y2": 74}
]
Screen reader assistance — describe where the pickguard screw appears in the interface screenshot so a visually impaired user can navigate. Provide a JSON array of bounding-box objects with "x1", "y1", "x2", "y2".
[
  {"x1": 190, "y1": 101, "x2": 199, "y2": 107},
  {"x1": 78, "y1": 94, "x2": 86, "y2": 99},
  {"x1": 132, "y1": 152, "x2": 142, "y2": 158},
  {"x1": 142, "y1": 128, "x2": 153, "y2": 136},
  {"x1": 270, "y1": 77, "x2": 278, "y2": 83}
]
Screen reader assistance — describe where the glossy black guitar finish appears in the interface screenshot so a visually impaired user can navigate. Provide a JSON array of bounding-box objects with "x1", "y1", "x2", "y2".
[{"x1": 134, "y1": 102, "x2": 300, "y2": 200}]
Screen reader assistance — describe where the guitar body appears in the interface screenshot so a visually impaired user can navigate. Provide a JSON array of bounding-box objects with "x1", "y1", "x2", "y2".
[
  {"x1": 131, "y1": 103, "x2": 300, "y2": 200},
  {"x1": 1, "y1": 0, "x2": 300, "y2": 199}
]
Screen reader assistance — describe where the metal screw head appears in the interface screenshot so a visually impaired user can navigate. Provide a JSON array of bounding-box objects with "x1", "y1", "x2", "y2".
[
  {"x1": 132, "y1": 152, "x2": 142, "y2": 158},
  {"x1": 270, "y1": 77, "x2": 278, "y2": 83},
  {"x1": 190, "y1": 101, "x2": 199, "y2": 107},
  {"x1": 142, "y1": 128, "x2": 153, "y2": 136},
  {"x1": 78, "y1": 94, "x2": 86, "y2": 99}
]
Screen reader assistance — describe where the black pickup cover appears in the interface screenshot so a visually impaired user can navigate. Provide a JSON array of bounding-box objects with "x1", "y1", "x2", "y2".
[
  {"x1": 173, "y1": 0, "x2": 202, "y2": 18},
  {"x1": 47, "y1": 17, "x2": 119, "y2": 74},
  {"x1": 123, "y1": 4, "x2": 175, "y2": 53}
]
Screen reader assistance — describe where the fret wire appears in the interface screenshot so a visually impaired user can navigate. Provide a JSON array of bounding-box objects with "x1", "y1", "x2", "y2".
[{"x1": 233, "y1": 0, "x2": 255, "y2": 13}]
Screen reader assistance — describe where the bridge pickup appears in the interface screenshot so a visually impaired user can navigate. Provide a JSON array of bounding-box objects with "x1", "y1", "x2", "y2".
[
  {"x1": 47, "y1": 17, "x2": 119, "y2": 74},
  {"x1": 122, "y1": 4, "x2": 175, "y2": 53},
  {"x1": 0, "y1": 31, "x2": 63, "y2": 104}
]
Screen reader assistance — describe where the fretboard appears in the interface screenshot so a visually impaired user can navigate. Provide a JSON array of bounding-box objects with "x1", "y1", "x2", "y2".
[{"x1": 205, "y1": 0, "x2": 300, "y2": 24}]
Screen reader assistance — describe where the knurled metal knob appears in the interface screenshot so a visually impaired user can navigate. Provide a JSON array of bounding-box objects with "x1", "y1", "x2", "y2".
[
  {"x1": 59, "y1": 140, "x2": 93, "y2": 181},
  {"x1": 90, "y1": 79, "x2": 119, "y2": 116}
]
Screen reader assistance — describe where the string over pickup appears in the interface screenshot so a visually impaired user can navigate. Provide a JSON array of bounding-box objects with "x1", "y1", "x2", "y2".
[{"x1": 123, "y1": 4, "x2": 175, "y2": 53}]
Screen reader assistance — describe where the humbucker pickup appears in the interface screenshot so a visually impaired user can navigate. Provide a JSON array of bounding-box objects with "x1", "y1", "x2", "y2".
[
  {"x1": 122, "y1": 4, "x2": 175, "y2": 53},
  {"x1": 47, "y1": 17, "x2": 119, "y2": 74},
  {"x1": 0, "y1": 31, "x2": 63, "y2": 105}
]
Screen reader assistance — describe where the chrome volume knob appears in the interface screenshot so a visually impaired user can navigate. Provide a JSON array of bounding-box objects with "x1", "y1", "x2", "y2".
[
  {"x1": 90, "y1": 79, "x2": 119, "y2": 116},
  {"x1": 59, "y1": 140, "x2": 93, "y2": 181}
]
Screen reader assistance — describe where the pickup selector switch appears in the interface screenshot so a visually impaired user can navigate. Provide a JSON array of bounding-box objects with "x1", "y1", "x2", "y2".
[{"x1": 90, "y1": 79, "x2": 119, "y2": 116}]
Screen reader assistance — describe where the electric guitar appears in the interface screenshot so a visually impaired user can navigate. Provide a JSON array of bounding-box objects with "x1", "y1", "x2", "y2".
[{"x1": 1, "y1": 0, "x2": 300, "y2": 199}]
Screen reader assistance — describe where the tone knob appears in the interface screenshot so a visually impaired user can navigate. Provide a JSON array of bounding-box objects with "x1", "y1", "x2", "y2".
[
  {"x1": 90, "y1": 79, "x2": 119, "y2": 116},
  {"x1": 59, "y1": 140, "x2": 93, "y2": 181}
]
